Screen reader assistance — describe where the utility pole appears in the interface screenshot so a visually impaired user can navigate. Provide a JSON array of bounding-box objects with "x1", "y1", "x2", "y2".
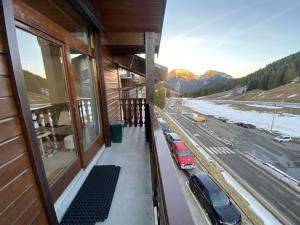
[{"x1": 270, "y1": 105, "x2": 277, "y2": 131}]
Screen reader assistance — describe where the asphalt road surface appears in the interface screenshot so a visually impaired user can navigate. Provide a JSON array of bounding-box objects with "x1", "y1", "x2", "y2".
[{"x1": 165, "y1": 101, "x2": 300, "y2": 225}]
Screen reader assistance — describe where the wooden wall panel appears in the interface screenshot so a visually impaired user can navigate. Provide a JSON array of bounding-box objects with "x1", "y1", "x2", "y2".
[
  {"x1": 0, "y1": 97, "x2": 18, "y2": 119},
  {"x1": 0, "y1": 10, "x2": 50, "y2": 225},
  {"x1": 102, "y1": 46, "x2": 121, "y2": 122},
  {"x1": 0, "y1": 54, "x2": 8, "y2": 75},
  {"x1": 0, "y1": 116, "x2": 22, "y2": 142},
  {"x1": 0, "y1": 76, "x2": 13, "y2": 96},
  {"x1": 0, "y1": 135, "x2": 26, "y2": 166}
]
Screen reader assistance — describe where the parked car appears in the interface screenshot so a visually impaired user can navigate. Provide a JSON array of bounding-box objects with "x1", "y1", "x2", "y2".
[
  {"x1": 273, "y1": 135, "x2": 292, "y2": 142},
  {"x1": 218, "y1": 117, "x2": 228, "y2": 123},
  {"x1": 158, "y1": 118, "x2": 171, "y2": 135},
  {"x1": 189, "y1": 172, "x2": 242, "y2": 225},
  {"x1": 235, "y1": 122, "x2": 256, "y2": 129},
  {"x1": 244, "y1": 124, "x2": 256, "y2": 129},
  {"x1": 171, "y1": 142, "x2": 196, "y2": 169},
  {"x1": 165, "y1": 132, "x2": 181, "y2": 145},
  {"x1": 235, "y1": 122, "x2": 244, "y2": 127},
  {"x1": 155, "y1": 111, "x2": 162, "y2": 118}
]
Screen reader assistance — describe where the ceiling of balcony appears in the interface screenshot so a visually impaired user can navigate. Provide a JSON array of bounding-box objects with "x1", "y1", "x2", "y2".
[
  {"x1": 91, "y1": 0, "x2": 166, "y2": 33},
  {"x1": 92, "y1": 0, "x2": 166, "y2": 54}
]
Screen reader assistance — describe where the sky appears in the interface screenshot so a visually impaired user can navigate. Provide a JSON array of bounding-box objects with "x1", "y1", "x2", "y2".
[
  {"x1": 156, "y1": 0, "x2": 300, "y2": 78},
  {"x1": 16, "y1": 28, "x2": 48, "y2": 78}
]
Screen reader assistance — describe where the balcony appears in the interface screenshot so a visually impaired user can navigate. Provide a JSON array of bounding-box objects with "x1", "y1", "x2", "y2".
[
  {"x1": 96, "y1": 127, "x2": 153, "y2": 225},
  {"x1": 94, "y1": 100, "x2": 196, "y2": 225}
]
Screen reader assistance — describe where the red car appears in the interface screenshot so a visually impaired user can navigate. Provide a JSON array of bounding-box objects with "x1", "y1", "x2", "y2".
[{"x1": 171, "y1": 142, "x2": 196, "y2": 170}]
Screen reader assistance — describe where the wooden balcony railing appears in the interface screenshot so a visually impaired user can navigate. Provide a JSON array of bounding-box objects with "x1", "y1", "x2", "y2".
[
  {"x1": 120, "y1": 98, "x2": 146, "y2": 127},
  {"x1": 145, "y1": 103, "x2": 196, "y2": 225}
]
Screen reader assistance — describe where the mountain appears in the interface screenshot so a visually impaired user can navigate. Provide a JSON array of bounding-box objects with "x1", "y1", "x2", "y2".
[
  {"x1": 185, "y1": 51, "x2": 300, "y2": 97},
  {"x1": 163, "y1": 69, "x2": 232, "y2": 93}
]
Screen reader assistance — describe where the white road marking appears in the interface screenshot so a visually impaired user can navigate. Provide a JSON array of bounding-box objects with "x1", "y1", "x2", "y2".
[
  {"x1": 224, "y1": 147, "x2": 235, "y2": 154},
  {"x1": 185, "y1": 182, "x2": 212, "y2": 225},
  {"x1": 212, "y1": 147, "x2": 223, "y2": 154},
  {"x1": 193, "y1": 133, "x2": 200, "y2": 137},
  {"x1": 205, "y1": 146, "x2": 235, "y2": 155},
  {"x1": 208, "y1": 147, "x2": 217, "y2": 154},
  {"x1": 220, "y1": 147, "x2": 233, "y2": 154},
  {"x1": 204, "y1": 147, "x2": 213, "y2": 155},
  {"x1": 218, "y1": 147, "x2": 228, "y2": 154}
]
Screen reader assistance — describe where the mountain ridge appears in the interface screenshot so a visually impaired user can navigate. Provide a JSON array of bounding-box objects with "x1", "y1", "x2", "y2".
[
  {"x1": 184, "y1": 51, "x2": 300, "y2": 97},
  {"x1": 164, "y1": 69, "x2": 233, "y2": 93}
]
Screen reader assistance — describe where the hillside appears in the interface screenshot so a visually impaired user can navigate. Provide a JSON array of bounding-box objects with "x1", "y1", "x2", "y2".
[
  {"x1": 185, "y1": 51, "x2": 300, "y2": 97},
  {"x1": 204, "y1": 83, "x2": 300, "y2": 103},
  {"x1": 163, "y1": 69, "x2": 232, "y2": 93}
]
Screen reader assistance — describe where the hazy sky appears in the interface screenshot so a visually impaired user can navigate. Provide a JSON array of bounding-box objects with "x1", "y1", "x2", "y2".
[{"x1": 156, "y1": 0, "x2": 300, "y2": 78}]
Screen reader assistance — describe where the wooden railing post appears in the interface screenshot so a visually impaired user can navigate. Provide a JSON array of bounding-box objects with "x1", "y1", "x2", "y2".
[
  {"x1": 120, "y1": 98, "x2": 146, "y2": 127},
  {"x1": 133, "y1": 98, "x2": 138, "y2": 127},
  {"x1": 145, "y1": 103, "x2": 151, "y2": 142},
  {"x1": 128, "y1": 99, "x2": 133, "y2": 126},
  {"x1": 138, "y1": 99, "x2": 143, "y2": 127}
]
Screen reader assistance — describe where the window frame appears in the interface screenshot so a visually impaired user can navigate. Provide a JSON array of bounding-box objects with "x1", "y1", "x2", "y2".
[{"x1": 13, "y1": 1, "x2": 105, "y2": 201}]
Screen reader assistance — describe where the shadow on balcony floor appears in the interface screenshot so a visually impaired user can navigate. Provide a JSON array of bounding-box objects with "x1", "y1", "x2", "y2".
[{"x1": 96, "y1": 127, "x2": 154, "y2": 225}]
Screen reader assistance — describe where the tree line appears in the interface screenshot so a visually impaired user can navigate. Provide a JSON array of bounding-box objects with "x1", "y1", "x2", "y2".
[{"x1": 184, "y1": 51, "x2": 300, "y2": 97}]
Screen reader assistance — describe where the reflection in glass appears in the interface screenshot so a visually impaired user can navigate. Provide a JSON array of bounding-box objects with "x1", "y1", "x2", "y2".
[
  {"x1": 16, "y1": 28, "x2": 78, "y2": 184},
  {"x1": 71, "y1": 50, "x2": 101, "y2": 150}
]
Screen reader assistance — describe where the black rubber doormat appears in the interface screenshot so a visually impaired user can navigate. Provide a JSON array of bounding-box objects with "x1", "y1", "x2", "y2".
[{"x1": 60, "y1": 165, "x2": 121, "y2": 225}]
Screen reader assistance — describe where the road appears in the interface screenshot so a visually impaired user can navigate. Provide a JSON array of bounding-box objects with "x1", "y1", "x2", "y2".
[{"x1": 165, "y1": 101, "x2": 300, "y2": 225}]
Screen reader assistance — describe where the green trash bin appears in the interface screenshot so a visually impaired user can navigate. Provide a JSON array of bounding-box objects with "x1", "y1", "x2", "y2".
[{"x1": 111, "y1": 120, "x2": 125, "y2": 143}]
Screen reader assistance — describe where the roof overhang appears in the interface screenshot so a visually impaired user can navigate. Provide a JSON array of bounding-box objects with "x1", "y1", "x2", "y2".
[
  {"x1": 91, "y1": 0, "x2": 166, "y2": 54},
  {"x1": 101, "y1": 32, "x2": 161, "y2": 54},
  {"x1": 113, "y1": 55, "x2": 168, "y2": 81}
]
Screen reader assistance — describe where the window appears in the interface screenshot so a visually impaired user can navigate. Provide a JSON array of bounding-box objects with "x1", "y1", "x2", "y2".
[
  {"x1": 70, "y1": 50, "x2": 101, "y2": 150},
  {"x1": 209, "y1": 191, "x2": 230, "y2": 208},
  {"x1": 176, "y1": 150, "x2": 191, "y2": 156},
  {"x1": 16, "y1": 28, "x2": 78, "y2": 184}
]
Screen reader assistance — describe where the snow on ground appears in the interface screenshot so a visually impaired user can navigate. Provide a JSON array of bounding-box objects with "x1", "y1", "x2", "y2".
[
  {"x1": 184, "y1": 99, "x2": 300, "y2": 137},
  {"x1": 276, "y1": 94, "x2": 283, "y2": 98},
  {"x1": 287, "y1": 94, "x2": 298, "y2": 99},
  {"x1": 222, "y1": 172, "x2": 281, "y2": 225},
  {"x1": 246, "y1": 104, "x2": 283, "y2": 109}
]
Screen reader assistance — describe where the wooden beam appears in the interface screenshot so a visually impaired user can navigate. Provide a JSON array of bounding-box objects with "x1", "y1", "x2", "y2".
[
  {"x1": 94, "y1": 33, "x2": 111, "y2": 147},
  {"x1": 113, "y1": 54, "x2": 168, "y2": 81},
  {"x1": 0, "y1": 0, "x2": 58, "y2": 224},
  {"x1": 102, "y1": 32, "x2": 160, "y2": 54},
  {"x1": 145, "y1": 32, "x2": 155, "y2": 104},
  {"x1": 68, "y1": 0, "x2": 103, "y2": 31}
]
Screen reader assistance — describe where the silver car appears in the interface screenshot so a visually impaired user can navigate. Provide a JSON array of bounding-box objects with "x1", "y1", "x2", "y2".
[{"x1": 273, "y1": 135, "x2": 292, "y2": 142}]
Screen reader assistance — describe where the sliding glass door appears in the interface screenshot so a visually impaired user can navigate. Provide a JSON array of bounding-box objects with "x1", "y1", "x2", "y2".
[
  {"x1": 70, "y1": 50, "x2": 101, "y2": 151},
  {"x1": 16, "y1": 28, "x2": 80, "y2": 185}
]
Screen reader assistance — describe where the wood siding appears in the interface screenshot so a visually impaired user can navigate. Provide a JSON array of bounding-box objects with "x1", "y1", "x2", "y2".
[
  {"x1": 0, "y1": 9, "x2": 49, "y2": 225},
  {"x1": 102, "y1": 46, "x2": 121, "y2": 122}
]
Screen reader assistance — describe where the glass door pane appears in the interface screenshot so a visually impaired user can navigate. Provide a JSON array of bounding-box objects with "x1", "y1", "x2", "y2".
[
  {"x1": 70, "y1": 50, "x2": 101, "y2": 150},
  {"x1": 16, "y1": 28, "x2": 79, "y2": 184}
]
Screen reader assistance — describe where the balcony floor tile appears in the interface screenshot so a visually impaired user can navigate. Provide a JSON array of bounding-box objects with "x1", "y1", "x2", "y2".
[{"x1": 96, "y1": 127, "x2": 154, "y2": 225}]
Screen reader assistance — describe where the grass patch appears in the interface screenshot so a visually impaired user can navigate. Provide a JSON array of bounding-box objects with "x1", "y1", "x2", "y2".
[{"x1": 156, "y1": 107, "x2": 264, "y2": 225}]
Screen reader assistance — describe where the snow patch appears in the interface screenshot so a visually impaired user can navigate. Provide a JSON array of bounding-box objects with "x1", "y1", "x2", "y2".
[
  {"x1": 287, "y1": 94, "x2": 298, "y2": 99},
  {"x1": 222, "y1": 172, "x2": 281, "y2": 225},
  {"x1": 276, "y1": 94, "x2": 283, "y2": 98},
  {"x1": 246, "y1": 104, "x2": 283, "y2": 109},
  {"x1": 184, "y1": 99, "x2": 300, "y2": 137}
]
